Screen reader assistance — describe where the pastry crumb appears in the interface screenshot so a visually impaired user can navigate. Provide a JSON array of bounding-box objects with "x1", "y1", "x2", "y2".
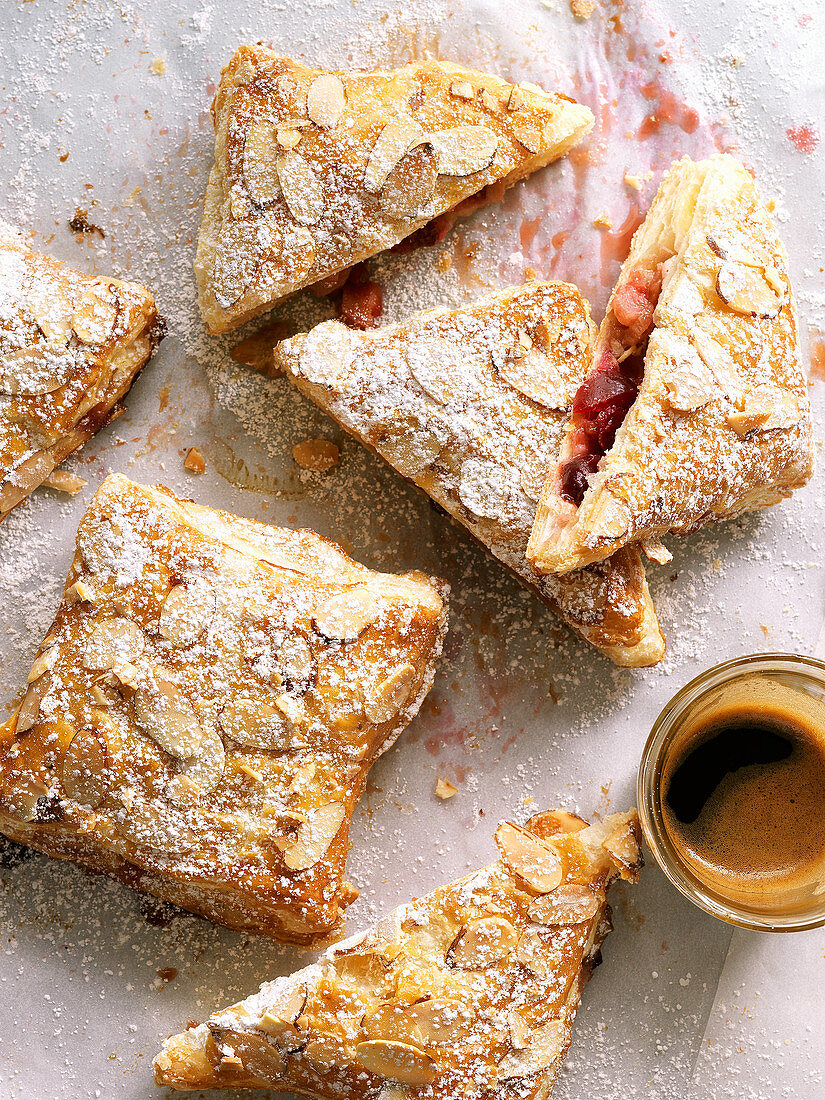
[
  {"x1": 624, "y1": 170, "x2": 653, "y2": 191},
  {"x1": 150, "y1": 57, "x2": 166, "y2": 76},
  {"x1": 593, "y1": 212, "x2": 614, "y2": 229},
  {"x1": 184, "y1": 447, "x2": 206, "y2": 474},
  {"x1": 570, "y1": 0, "x2": 597, "y2": 19},
  {"x1": 42, "y1": 470, "x2": 86, "y2": 495},
  {"x1": 435, "y1": 776, "x2": 458, "y2": 800},
  {"x1": 292, "y1": 439, "x2": 340, "y2": 473}
]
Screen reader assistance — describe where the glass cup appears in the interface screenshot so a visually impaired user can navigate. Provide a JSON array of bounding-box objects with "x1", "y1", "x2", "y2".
[{"x1": 637, "y1": 653, "x2": 825, "y2": 932}]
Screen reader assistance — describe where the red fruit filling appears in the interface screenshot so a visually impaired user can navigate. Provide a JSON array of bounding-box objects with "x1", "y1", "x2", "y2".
[
  {"x1": 559, "y1": 266, "x2": 661, "y2": 506},
  {"x1": 391, "y1": 181, "x2": 507, "y2": 254},
  {"x1": 338, "y1": 264, "x2": 384, "y2": 330}
]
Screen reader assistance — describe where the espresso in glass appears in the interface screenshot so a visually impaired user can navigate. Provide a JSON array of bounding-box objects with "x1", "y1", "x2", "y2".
[{"x1": 639, "y1": 656, "x2": 825, "y2": 930}]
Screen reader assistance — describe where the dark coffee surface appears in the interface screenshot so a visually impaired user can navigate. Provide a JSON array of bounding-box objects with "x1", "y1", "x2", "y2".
[{"x1": 662, "y1": 700, "x2": 825, "y2": 892}]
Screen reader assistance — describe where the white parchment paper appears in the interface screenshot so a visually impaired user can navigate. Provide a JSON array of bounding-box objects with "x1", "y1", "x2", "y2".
[{"x1": 0, "y1": 0, "x2": 823, "y2": 1097}]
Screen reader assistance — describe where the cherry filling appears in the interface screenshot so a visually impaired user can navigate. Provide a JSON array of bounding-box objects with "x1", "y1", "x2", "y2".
[
  {"x1": 391, "y1": 182, "x2": 507, "y2": 254},
  {"x1": 559, "y1": 266, "x2": 661, "y2": 507}
]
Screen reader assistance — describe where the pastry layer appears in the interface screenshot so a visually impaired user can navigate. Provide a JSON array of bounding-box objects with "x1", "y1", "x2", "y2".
[
  {"x1": 528, "y1": 154, "x2": 814, "y2": 575},
  {"x1": 154, "y1": 808, "x2": 642, "y2": 1096},
  {"x1": 196, "y1": 48, "x2": 593, "y2": 333},
  {"x1": 0, "y1": 474, "x2": 448, "y2": 944},
  {"x1": 274, "y1": 282, "x2": 665, "y2": 666},
  {"x1": 0, "y1": 220, "x2": 163, "y2": 521}
]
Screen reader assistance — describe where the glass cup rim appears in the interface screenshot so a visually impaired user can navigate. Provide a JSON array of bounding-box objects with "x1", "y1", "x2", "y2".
[{"x1": 637, "y1": 652, "x2": 825, "y2": 933}]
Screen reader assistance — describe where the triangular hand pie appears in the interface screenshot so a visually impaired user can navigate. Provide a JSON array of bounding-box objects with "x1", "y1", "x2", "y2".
[
  {"x1": 196, "y1": 48, "x2": 593, "y2": 333},
  {"x1": 0, "y1": 474, "x2": 447, "y2": 944},
  {"x1": 527, "y1": 154, "x2": 814, "y2": 575},
  {"x1": 274, "y1": 282, "x2": 664, "y2": 666},
  {"x1": 153, "y1": 808, "x2": 642, "y2": 1094},
  {"x1": 0, "y1": 221, "x2": 163, "y2": 522}
]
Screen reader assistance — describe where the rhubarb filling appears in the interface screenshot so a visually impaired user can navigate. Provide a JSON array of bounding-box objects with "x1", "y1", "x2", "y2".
[{"x1": 559, "y1": 264, "x2": 663, "y2": 506}]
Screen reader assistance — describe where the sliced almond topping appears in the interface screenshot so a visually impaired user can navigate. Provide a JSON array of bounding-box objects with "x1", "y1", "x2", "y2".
[
  {"x1": 60, "y1": 727, "x2": 109, "y2": 808},
  {"x1": 27, "y1": 645, "x2": 58, "y2": 683},
  {"x1": 507, "y1": 1009, "x2": 530, "y2": 1050},
  {"x1": 435, "y1": 776, "x2": 458, "y2": 800},
  {"x1": 243, "y1": 121, "x2": 281, "y2": 205},
  {"x1": 71, "y1": 280, "x2": 118, "y2": 344},
  {"x1": 277, "y1": 634, "x2": 315, "y2": 692},
  {"x1": 430, "y1": 125, "x2": 498, "y2": 176},
  {"x1": 313, "y1": 588, "x2": 381, "y2": 642},
  {"x1": 277, "y1": 128, "x2": 302, "y2": 150},
  {"x1": 506, "y1": 85, "x2": 526, "y2": 111},
  {"x1": 258, "y1": 982, "x2": 307, "y2": 1035},
  {"x1": 495, "y1": 820, "x2": 563, "y2": 893},
  {"x1": 716, "y1": 261, "x2": 785, "y2": 317},
  {"x1": 180, "y1": 726, "x2": 225, "y2": 792},
  {"x1": 364, "y1": 663, "x2": 417, "y2": 724},
  {"x1": 15, "y1": 675, "x2": 50, "y2": 734},
  {"x1": 497, "y1": 1019, "x2": 565, "y2": 1080},
  {"x1": 277, "y1": 151, "x2": 324, "y2": 226},
  {"x1": 641, "y1": 536, "x2": 673, "y2": 565},
  {"x1": 283, "y1": 801, "x2": 346, "y2": 871},
  {"x1": 381, "y1": 426, "x2": 443, "y2": 474},
  {"x1": 528, "y1": 885, "x2": 601, "y2": 925},
  {"x1": 207, "y1": 1025, "x2": 286, "y2": 1081},
  {"x1": 658, "y1": 330, "x2": 719, "y2": 412},
  {"x1": 82, "y1": 617, "x2": 146, "y2": 672},
  {"x1": 219, "y1": 694, "x2": 292, "y2": 751},
  {"x1": 525, "y1": 809, "x2": 588, "y2": 838},
  {"x1": 211, "y1": 219, "x2": 262, "y2": 307},
  {"x1": 158, "y1": 582, "x2": 215, "y2": 647},
  {"x1": 27, "y1": 284, "x2": 74, "y2": 346},
  {"x1": 363, "y1": 999, "x2": 469, "y2": 1047},
  {"x1": 380, "y1": 144, "x2": 439, "y2": 220},
  {"x1": 303, "y1": 1036, "x2": 349, "y2": 1073},
  {"x1": 356, "y1": 1039, "x2": 437, "y2": 1087},
  {"x1": 133, "y1": 677, "x2": 204, "y2": 760},
  {"x1": 364, "y1": 116, "x2": 426, "y2": 193},
  {"x1": 725, "y1": 387, "x2": 800, "y2": 438},
  {"x1": 0, "y1": 345, "x2": 70, "y2": 395},
  {"x1": 450, "y1": 80, "x2": 475, "y2": 100},
  {"x1": 446, "y1": 914, "x2": 519, "y2": 968},
  {"x1": 481, "y1": 88, "x2": 502, "y2": 111},
  {"x1": 42, "y1": 469, "x2": 86, "y2": 495},
  {"x1": 307, "y1": 73, "x2": 346, "y2": 129},
  {"x1": 602, "y1": 815, "x2": 642, "y2": 880}
]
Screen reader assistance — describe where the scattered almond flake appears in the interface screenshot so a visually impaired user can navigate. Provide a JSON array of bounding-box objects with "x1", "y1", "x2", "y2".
[
  {"x1": 184, "y1": 446, "x2": 206, "y2": 474},
  {"x1": 593, "y1": 212, "x2": 614, "y2": 228},
  {"x1": 570, "y1": 0, "x2": 597, "y2": 19},
  {"x1": 41, "y1": 469, "x2": 86, "y2": 495},
  {"x1": 435, "y1": 776, "x2": 458, "y2": 799},
  {"x1": 149, "y1": 57, "x2": 166, "y2": 76},
  {"x1": 291, "y1": 438, "x2": 340, "y2": 472}
]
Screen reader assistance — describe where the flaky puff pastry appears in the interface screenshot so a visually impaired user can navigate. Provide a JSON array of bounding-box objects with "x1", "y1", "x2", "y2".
[
  {"x1": 0, "y1": 221, "x2": 163, "y2": 522},
  {"x1": 528, "y1": 154, "x2": 814, "y2": 575},
  {"x1": 196, "y1": 48, "x2": 593, "y2": 333},
  {"x1": 154, "y1": 808, "x2": 642, "y2": 1096},
  {"x1": 273, "y1": 283, "x2": 664, "y2": 666},
  {"x1": 0, "y1": 474, "x2": 447, "y2": 945}
]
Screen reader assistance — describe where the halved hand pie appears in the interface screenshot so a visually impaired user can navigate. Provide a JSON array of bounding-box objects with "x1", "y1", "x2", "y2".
[
  {"x1": 0, "y1": 474, "x2": 447, "y2": 944},
  {"x1": 527, "y1": 154, "x2": 814, "y2": 575},
  {"x1": 196, "y1": 48, "x2": 594, "y2": 333},
  {"x1": 0, "y1": 221, "x2": 163, "y2": 522},
  {"x1": 153, "y1": 808, "x2": 642, "y2": 1095},
  {"x1": 274, "y1": 281, "x2": 664, "y2": 666}
]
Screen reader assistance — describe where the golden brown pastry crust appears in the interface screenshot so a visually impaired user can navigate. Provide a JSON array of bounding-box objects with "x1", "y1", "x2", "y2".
[
  {"x1": 273, "y1": 283, "x2": 664, "y2": 666},
  {"x1": 0, "y1": 474, "x2": 447, "y2": 945},
  {"x1": 0, "y1": 221, "x2": 162, "y2": 522},
  {"x1": 196, "y1": 48, "x2": 593, "y2": 333},
  {"x1": 153, "y1": 808, "x2": 642, "y2": 1096},
  {"x1": 528, "y1": 154, "x2": 814, "y2": 575}
]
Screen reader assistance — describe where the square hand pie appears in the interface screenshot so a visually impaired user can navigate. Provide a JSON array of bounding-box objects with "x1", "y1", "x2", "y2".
[
  {"x1": 196, "y1": 48, "x2": 594, "y2": 333},
  {"x1": 153, "y1": 808, "x2": 642, "y2": 1095},
  {"x1": 274, "y1": 282, "x2": 664, "y2": 667},
  {"x1": 0, "y1": 220, "x2": 163, "y2": 522},
  {"x1": 527, "y1": 154, "x2": 814, "y2": 575},
  {"x1": 0, "y1": 474, "x2": 448, "y2": 944}
]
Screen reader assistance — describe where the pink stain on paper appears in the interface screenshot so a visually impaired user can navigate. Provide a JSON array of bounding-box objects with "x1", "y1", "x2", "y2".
[{"x1": 786, "y1": 124, "x2": 820, "y2": 154}]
